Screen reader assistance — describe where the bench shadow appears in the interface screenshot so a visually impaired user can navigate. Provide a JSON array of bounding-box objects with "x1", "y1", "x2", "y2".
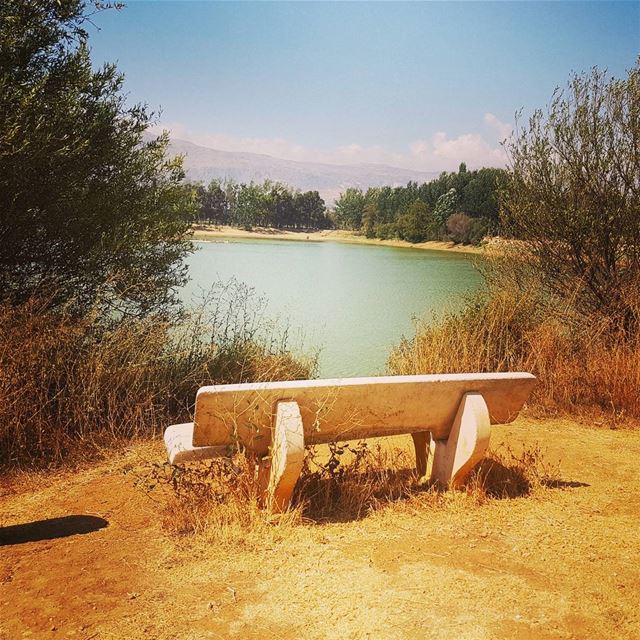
[
  {"x1": 473, "y1": 460, "x2": 590, "y2": 499},
  {"x1": 296, "y1": 461, "x2": 591, "y2": 523},
  {"x1": 295, "y1": 467, "x2": 417, "y2": 524},
  {"x1": 0, "y1": 515, "x2": 108, "y2": 546}
]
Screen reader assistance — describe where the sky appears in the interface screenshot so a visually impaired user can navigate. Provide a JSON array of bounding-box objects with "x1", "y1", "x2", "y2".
[{"x1": 90, "y1": 1, "x2": 640, "y2": 172}]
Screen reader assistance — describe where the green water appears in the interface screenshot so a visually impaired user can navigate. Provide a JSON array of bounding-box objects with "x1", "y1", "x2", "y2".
[{"x1": 183, "y1": 239, "x2": 482, "y2": 378}]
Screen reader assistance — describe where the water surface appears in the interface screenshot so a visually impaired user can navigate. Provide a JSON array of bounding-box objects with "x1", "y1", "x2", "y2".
[{"x1": 183, "y1": 239, "x2": 482, "y2": 377}]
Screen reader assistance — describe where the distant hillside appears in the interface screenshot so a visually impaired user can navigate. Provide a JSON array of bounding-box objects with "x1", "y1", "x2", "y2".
[{"x1": 163, "y1": 137, "x2": 439, "y2": 204}]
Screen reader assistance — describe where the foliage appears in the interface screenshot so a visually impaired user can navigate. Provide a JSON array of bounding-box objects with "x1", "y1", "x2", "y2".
[
  {"x1": 446, "y1": 212, "x2": 473, "y2": 243},
  {"x1": 446, "y1": 213, "x2": 489, "y2": 245},
  {"x1": 501, "y1": 61, "x2": 640, "y2": 329},
  {"x1": 141, "y1": 436, "x2": 555, "y2": 541},
  {"x1": 333, "y1": 187, "x2": 366, "y2": 230},
  {"x1": 332, "y1": 165, "x2": 505, "y2": 244},
  {"x1": 194, "y1": 179, "x2": 329, "y2": 230},
  {"x1": 0, "y1": 0, "x2": 196, "y2": 317},
  {"x1": 433, "y1": 188, "x2": 459, "y2": 226},
  {"x1": 396, "y1": 201, "x2": 438, "y2": 243}
]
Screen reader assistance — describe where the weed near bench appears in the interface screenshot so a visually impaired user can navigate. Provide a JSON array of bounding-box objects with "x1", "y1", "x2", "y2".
[{"x1": 135, "y1": 439, "x2": 559, "y2": 546}]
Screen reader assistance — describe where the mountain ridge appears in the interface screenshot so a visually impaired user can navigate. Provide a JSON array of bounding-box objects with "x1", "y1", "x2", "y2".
[{"x1": 162, "y1": 136, "x2": 441, "y2": 204}]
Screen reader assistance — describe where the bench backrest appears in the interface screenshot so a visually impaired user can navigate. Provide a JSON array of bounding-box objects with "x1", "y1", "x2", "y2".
[{"x1": 192, "y1": 373, "x2": 536, "y2": 455}]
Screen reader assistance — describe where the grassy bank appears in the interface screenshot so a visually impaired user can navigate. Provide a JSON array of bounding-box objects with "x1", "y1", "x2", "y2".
[
  {"x1": 192, "y1": 224, "x2": 484, "y2": 254},
  {"x1": 388, "y1": 254, "x2": 640, "y2": 424},
  {"x1": 0, "y1": 283, "x2": 315, "y2": 471}
]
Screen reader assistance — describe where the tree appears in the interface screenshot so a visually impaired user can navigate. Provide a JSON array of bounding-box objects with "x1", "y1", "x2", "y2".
[
  {"x1": 269, "y1": 184, "x2": 294, "y2": 228},
  {"x1": 396, "y1": 201, "x2": 437, "y2": 243},
  {"x1": 501, "y1": 62, "x2": 640, "y2": 328},
  {"x1": 295, "y1": 191, "x2": 326, "y2": 229},
  {"x1": 235, "y1": 182, "x2": 266, "y2": 229},
  {"x1": 433, "y1": 188, "x2": 458, "y2": 226},
  {"x1": 459, "y1": 168, "x2": 503, "y2": 224},
  {"x1": 203, "y1": 180, "x2": 229, "y2": 225},
  {"x1": 334, "y1": 188, "x2": 365, "y2": 230},
  {"x1": 361, "y1": 201, "x2": 379, "y2": 238},
  {"x1": 0, "y1": 0, "x2": 195, "y2": 317}
]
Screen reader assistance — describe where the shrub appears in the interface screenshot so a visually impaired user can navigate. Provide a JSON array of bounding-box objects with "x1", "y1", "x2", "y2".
[
  {"x1": 388, "y1": 251, "x2": 640, "y2": 421},
  {"x1": 373, "y1": 222, "x2": 397, "y2": 240},
  {"x1": 501, "y1": 61, "x2": 640, "y2": 331},
  {"x1": 0, "y1": 281, "x2": 316, "y2": 470},
  {"x1": 137, "y1": 439, "x2": 557, "y2": 541},
  {"x1": 397, "y1": 201, "x2": 439, "y2": 243},
  {"x1": 446, "y1": 213, "x2": 473, "y2": 243}
]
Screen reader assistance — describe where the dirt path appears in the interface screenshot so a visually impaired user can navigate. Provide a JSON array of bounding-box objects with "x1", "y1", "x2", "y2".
[{"x1": 2, "y1": 417, "x2": 639, "y2": 639}]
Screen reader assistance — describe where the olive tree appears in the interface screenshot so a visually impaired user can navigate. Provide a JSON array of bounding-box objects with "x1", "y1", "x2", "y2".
[
  {"x1": 0, "y1": 0, "x2": 196, "y2": 318},
  {"x1": 501, "y1": 61, "x2": 640, "y2": 329}
]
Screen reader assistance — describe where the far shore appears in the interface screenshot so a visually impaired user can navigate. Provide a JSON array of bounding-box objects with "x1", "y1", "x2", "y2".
[{"x1": 191, "y1": 225, "x2": 486, "y2": 255}]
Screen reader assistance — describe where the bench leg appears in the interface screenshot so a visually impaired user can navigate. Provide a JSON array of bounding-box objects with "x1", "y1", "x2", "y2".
[
  {"x1": 262, "y1": 400, "x2": 305, "y2": 513},
  {"x1": 430, "y1": 392, "x2": 491, "y2": 488},
  {"x1": 411, "y1": 432, "x2": 431, "y2": 486}
]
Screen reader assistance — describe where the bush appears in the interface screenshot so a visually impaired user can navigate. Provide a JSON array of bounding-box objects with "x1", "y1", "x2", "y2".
[
  {"x1": 446, "y1": 213, "x2": 489, "y2": 245},
  {"x1": 396, "y1": 201, "x2": 439, "y2": 243},
  {"x1": 137, "y1": 439, "x2": 556, "y2": 541},
  {"x1": 0, "y1": 282, "x2": 316, "y2": 470},
  {"x1": 501, "y1": 61, "x2": 640, "y2": 330},
  {"x1": 373, "y1": 222, "x2": 397, "y2": 240},
  {"x1": 446, "y1": 213, "x2": 473, "y2": 243},
  {"x1": 388, "y1": 251, "x2": 640, "y2": 421}
]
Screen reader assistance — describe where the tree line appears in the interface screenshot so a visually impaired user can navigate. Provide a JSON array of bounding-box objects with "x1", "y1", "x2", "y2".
[
  {"x1": 333, "y1": 165, "x2": 505, "y2": 245},
  {"x1": 193, "y1": 166, "x2": 505, "y2": 245},
  {"x1": 193, "y1": 180, "x2": 331, "y2": 230}
]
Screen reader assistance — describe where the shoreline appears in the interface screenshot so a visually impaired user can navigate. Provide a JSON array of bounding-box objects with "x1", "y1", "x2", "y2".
[{"x1": 191, "y1": 225, "x2": 484, "y2": 255}]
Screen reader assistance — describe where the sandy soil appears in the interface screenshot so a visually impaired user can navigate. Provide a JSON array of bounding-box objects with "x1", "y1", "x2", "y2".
[
  {"x1": 1, "y1": 417, "x2": 639, "y2": 639},
  {"x1": 191, "y1": 225, "x2": 484, "y2": 255}
]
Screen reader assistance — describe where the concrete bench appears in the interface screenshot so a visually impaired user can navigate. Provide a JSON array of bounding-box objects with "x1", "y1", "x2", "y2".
[{"x1": 164, "y1": 372, "x2": 536, "y2": 512}]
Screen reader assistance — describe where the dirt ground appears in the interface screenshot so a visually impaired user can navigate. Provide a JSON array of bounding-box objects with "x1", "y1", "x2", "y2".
[{"x1": 1, "y1": 417, "x2": 639, "y2": 640}]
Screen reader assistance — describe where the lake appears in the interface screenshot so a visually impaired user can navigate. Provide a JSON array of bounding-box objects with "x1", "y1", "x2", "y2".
[{"x1": 183, "y1": 239, "x2": 482, "y2": 378}]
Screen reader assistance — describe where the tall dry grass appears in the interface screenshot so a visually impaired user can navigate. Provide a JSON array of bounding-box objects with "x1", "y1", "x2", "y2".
[
  {"x1": 389, "y1": 250, "x2": 640, "y2": 421},
  {"x1": 0, "y1": 281, "x2": 315, "y2": 470},
  {"x1": 138, "y1": 440, "x2": 557, "y2": 545}
]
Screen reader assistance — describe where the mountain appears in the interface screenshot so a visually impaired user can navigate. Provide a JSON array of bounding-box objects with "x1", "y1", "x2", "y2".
[{"x1": 163, "y1": 137, "x2": 440, "y2": 205}]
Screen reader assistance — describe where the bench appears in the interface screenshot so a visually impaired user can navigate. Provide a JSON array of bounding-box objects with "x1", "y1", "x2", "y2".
[{"x1": 164, "y1": 372, "x2": 536, "y2": 512}]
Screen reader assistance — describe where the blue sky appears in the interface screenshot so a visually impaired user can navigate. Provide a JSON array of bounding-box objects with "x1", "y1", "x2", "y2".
[{"x1": 90, "y1": 1, "x2": 639, "y2": 170}]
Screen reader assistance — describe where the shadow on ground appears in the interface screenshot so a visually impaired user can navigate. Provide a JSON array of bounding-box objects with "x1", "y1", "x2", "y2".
[
  {"x1": 295, "y1": 460, "x2": 591, "y2": 524},
  {"x1": 0, "y1": 515, "x2": 108, "y2": 546}
]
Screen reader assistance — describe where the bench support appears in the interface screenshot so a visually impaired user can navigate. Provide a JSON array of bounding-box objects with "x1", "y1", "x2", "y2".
[
  {"x1": 411, "y1": 431, "x2": 432, "y2": 486},
  {"x1": 259, "y1": 400, "x2": 305, "y2": 513},
  {"x1": 429, "y1": 392, "x2": 491, "y2": 488}
]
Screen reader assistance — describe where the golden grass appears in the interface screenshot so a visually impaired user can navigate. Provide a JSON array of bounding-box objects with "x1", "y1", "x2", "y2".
[
  {"x1": 0, "y1": 284, "x2": 315, "y2": 470},
  {"x1": 389, "y1": 254, "x2": 640, "y2": 422},
  {"x1": 136, "y1": 438, "x2": 558, "y2": 549}
]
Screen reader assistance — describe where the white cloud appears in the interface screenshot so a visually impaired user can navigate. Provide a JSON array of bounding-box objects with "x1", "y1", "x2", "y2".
[
  {"x1": 484, "y1": 112, "x2": 513, "y2": 143},
  {"x1": 150, "y1": 114, "x2": 510, "y2": 172}
]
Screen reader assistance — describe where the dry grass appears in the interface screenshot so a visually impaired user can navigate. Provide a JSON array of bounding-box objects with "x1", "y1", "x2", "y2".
[
  {"x1": 4, "y1": 418, "x2": 639, "y2": 639},
  {"x1": 135, "y1": 454, "x2": 301, "y2": 550},
  {"x1": 0, "y1": 282, "x2": 315, "y2": 470},
  {"x1": 136, "y1": 438, "x2": 558, "y2": 549},
  {"x1": 389, "y1": 252, "x2": 640, "y2": 421}
]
